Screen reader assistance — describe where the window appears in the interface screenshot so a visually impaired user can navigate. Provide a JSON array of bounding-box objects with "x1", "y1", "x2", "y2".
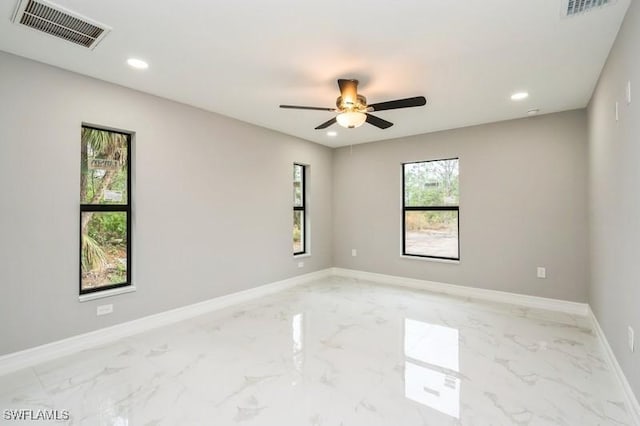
[
  {"x1": 403, "y1": 158, "x2": 459, "y2": 260},
  {"x1": 80, "y1": 126, "x2": 132, "y2": 294},
  {"x1": 293, "y1": 164, "x2": 306, "y2": 255}
]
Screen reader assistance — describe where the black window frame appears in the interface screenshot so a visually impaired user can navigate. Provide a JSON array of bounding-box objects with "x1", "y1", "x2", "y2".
[
  {"x1": 79, "y1": 125, "x2": 132, "y2": 295},
  {"x1": 402, "y1": 158, "x2": 460, "y2": 261},
  {"x1": 293, "y1": 163, "x2": 306, "y2": 256}
]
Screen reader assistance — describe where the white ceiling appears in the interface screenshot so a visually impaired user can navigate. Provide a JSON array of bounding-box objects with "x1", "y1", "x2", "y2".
[{"x1": 0, "y1": 0, "x2": 630, "y2": 147}]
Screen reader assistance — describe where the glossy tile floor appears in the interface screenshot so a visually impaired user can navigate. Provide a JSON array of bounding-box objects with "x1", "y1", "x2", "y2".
[{"x1": 0, "y1": 276, "x2": 632, "y2": 425}]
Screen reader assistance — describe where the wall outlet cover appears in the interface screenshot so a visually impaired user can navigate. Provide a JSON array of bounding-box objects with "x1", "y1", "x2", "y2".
[
  {"x1": 537, "y1": 267, "x2": 546, "y2": 279},
  {"x1": 351, "y1": 249, "x2": 357, "y2": 257},
  {"x1": 97, "y1": 304, "x2": 113, "y2": 316},
  {"x1": 297, "y1": 261, "x2": 304, "y2": 268}
]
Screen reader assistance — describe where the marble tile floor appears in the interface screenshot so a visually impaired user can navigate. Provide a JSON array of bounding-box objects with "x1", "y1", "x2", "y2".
[{"x1": 0, "y1": 276, "x2": 633, "y2": 425}]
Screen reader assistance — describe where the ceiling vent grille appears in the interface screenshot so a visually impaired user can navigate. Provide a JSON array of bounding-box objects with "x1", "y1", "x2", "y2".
[
  {"x1": 565, "y1": 0, "x2": 614, "y2": 16},
  {"x1": 12, "y1": 0, "x2": 110, "y2": 49}
]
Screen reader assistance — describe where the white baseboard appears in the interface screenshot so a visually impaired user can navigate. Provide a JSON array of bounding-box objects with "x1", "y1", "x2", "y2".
[
  {"x1": 0, "y1": 268, "x2": 331, "y2": 377},
  {"x1": 589, "y1": 308, "x2": 640, "y2": 425},
  {"x1": 331, "y1": 267, "x2": 589, "y2": 316}
]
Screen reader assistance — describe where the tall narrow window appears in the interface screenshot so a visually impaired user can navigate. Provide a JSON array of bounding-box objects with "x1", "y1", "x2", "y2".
[
  {"x1": 403, "y1": 158, "x2": 459, "y2": 260},
  {"x1": 293, "y1": 164, "x2": 306, "y2": 255},
  {"x1": 80, "y1": 126, "x2": 132, "y2": 294}
]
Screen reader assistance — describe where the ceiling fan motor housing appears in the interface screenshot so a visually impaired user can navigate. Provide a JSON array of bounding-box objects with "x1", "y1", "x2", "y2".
[{"x1": 336, "y1": 94, "x2": 367, "y2": 112}]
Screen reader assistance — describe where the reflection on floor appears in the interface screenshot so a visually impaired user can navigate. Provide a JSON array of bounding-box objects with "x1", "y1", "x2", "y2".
[
  {"x1": 404, "y1": 319, "x2": 460, "y2": 419},
  {"x1": 0, "y1": 276, "x2": 632, "y2": 425}
]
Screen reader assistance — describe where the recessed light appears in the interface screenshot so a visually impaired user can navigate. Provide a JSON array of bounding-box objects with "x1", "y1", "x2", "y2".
[
  {"x1": 511, "y1": 92, "x2": 529, "y2": 101},
  {"x1": 127, "y1": 58, "x2": 149, "y2": 70},
  {"x1": 527, "y1": 109, "x2": 540, "y2": 116},
  {"x1": 327, "y1": 131, "x2": 337, "y2": 137}
]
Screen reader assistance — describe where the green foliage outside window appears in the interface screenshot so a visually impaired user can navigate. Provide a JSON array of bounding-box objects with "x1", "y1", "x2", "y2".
[
  {"x1": 80, "y1": 127, "x2": 130, "y2": 291},
  {"x1": 404, "y1": 159, "x2": 459, "y2": 231}
]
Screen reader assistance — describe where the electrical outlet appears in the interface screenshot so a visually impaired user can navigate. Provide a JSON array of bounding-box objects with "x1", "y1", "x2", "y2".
[
  {"x1": 97, "y1": 304, "x2": 113, "y2": 316},
  {"x1": 297, "y1": 261, "x2": 304, "y2": 268},
  {"x1": 628, "y1": 326, "x2": 635, "y2": 352},
  {"x1": 351, "y1": 249, "x2": 357, "y2": 257},
  {"x1": 627, "y1": 81, "x2": 632, "y2": 104},
  {"x1": 537, "y1": 267, "x2": 546, "y2": 279}
]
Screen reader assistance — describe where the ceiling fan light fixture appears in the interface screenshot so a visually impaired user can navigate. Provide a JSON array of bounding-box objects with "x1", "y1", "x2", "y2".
[
  {"x1": 279, "y1": 79, "x2": 426, "y2": 130},
  {"x1": 336, "y1": 111, "x2": 367, "y2": 129}
]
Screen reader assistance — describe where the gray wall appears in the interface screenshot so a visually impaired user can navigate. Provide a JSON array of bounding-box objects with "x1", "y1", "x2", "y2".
[
  {"x1": 0, "y1": 52, "x2": 333, "y2": 355},
  {"x1": 588, "y1": 0, "x2": 639, "y2": 397},
  {"x1": 333, "y1": 110, "x2": 589, "y2": 302},
  {"x1": 0, "y1": 50, "x2": 594, "y2": 359}
]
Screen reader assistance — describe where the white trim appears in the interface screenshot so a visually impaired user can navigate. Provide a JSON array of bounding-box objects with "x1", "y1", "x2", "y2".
[
  {"x1": 400, "y1": 255, "x2": 460, "y2": 265},
  {"x1": 331, "y1": 267, "x2": 589, "y2": 316},
  {"x1": 589, "y1": 307, "x2": 640, "y2": 425},
  {"x1": 78, "y1": 285, "x2": 136, "y2": 302},
  {"x1": 0, "y1": 269, "x2": 331, "y2": 377}
]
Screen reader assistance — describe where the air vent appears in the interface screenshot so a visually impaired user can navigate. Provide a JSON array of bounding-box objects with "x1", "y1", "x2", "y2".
[
  {"x1": 12, "y1": 0, "x2": 110, "y2": 49},
  {"x1": 564, "y1": 0, "x2": 615, "y2": 16}
]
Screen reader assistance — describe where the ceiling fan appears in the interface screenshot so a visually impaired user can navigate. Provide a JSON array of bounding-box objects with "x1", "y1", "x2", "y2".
[{"x1": 280, "y1": 79, "x2": 427, "y2": 130}]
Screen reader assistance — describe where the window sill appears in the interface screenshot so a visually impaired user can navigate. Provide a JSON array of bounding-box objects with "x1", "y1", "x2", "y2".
[
  {"x1": 294, "y1": 253, "x2": 311, "y2": 259},
  {"x1": 400, "y1": 255, "x2": 460, "y2": 265},
  {"x1": 78, "y1": 286, "x2": 136, "y2": 302}
]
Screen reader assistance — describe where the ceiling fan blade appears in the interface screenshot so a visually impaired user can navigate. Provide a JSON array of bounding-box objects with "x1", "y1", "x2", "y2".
[
  {"x1": 366, "y1": 113, "x2": 393, "y2": 129},
  {"x1": 337, "y1": 79, "x2": 359, "y2": 100},
  {"x1": 280, "y1": 105, "x2": 336, "y2": 111},
  {"x1": 368, "y1": 96, "x2": 427, "y2": 112},
  {"x1": 315, "y1": 117, "x2": 337, "y2": 130}
]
